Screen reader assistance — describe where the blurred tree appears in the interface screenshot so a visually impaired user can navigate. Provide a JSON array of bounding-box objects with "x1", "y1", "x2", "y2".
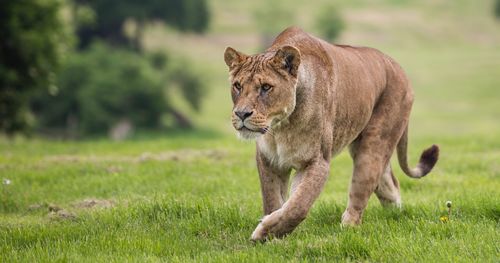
[
  {"x1": 31, "y1": 44, "x2": 163, "y2": 136},
  {"x1": 495, "y1": 0, "x2": 500, "y2": 18},
  {"x1": 30, "y1": 44, "x2": 204, "y2": 137},
  {"x1": 74, "y1": 0, "x2": 210, "y2": 51},
  {"x1": 253, "y1": 1, "x2": 295, "y2": 48},
  {"x1": 0, "y1": 0, "x2": 69, "y2": 134},
  {"x1": 315, "y1": 5, "x2": 345, "y2": 42}
]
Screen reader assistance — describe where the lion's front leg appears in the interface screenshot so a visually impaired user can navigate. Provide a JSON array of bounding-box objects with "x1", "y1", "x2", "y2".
[
  {"x1": 251, "y1": 159, "x2": 329, "y2": 241},
  {"x1": 256, "y1": 151, "x2": 291, "y2": 215}
]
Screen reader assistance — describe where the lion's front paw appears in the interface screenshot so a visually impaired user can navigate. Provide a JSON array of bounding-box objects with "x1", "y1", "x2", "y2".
[
  {"x1": 250, "y1": 210, "x2": 283, "y2": 242},
  {"x1": 251, "y1": 222, "x2": 267, "y2": 241}
]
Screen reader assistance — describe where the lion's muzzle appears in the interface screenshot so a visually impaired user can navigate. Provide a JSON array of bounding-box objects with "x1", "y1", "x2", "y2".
[{"x1": 232, "y1": 109, "x2": 268, "y2": 139}]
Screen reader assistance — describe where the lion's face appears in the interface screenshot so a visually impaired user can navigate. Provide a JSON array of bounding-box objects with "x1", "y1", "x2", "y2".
[{"x1": 224, "y1": 46, "x2": 301, "y2": 140}]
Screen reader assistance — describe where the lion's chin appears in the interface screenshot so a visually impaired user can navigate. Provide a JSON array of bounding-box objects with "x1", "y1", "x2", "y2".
[{"x1": 236, "y1": 128, "x2": 263, "y2": 140}]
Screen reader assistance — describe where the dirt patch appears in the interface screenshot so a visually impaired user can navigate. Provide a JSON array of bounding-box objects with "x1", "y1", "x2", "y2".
[
  {"x1": 26, "y1": 203, "x2": 78, "y2": 221},
  {"x1": 27, "y1": 203, "x2": 44, "y2": 211},
  {"x1": 106, "y1": 165, "x2": 123, "y2": 174},
  {"x1": 73, "y1": 198, "x2": 115, "y2": 209},
  {"x1": 138, "y1": 149, "x2": 226, "y2": 162},
  {"x1": 48, "y1": 204, "x2": 62, "y2": 212},
  {"x1": 29, "y1": 199, "x2": 115, "y2": 221},
  {"x1": 44, "y1": 149, "x2": 227, "y2": 164},
  {"x1": 27, "y1": 203, "x2": 62, "y2": 212},
  {"x1": 48, "y1": 209, "x2": 77, "y2": 221}
]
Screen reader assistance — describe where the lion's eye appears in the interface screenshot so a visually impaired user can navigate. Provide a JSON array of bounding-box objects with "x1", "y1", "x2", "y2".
[
  {"x1": 260, "y1": 84, "x2": 272, "y2": 94},
  {"x1": 233, "y1": 82, "x2": 242, "y2": 93}
]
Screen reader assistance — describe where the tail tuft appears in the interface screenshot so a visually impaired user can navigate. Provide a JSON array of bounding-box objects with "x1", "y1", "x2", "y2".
[
  {"x1": 418, "y1": 144, "x2": 439, "y2": 177},
  {"x1": 397, "y1": 126, "x2": 440, "y2": 179}
]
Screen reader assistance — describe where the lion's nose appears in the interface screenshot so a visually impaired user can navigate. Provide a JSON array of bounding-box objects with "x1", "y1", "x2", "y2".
[{"x1": 235, "y1": 110, "x2": 253, "y2": 121}]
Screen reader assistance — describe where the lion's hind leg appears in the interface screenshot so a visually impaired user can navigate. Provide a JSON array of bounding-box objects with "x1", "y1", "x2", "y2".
[
  {"x1": 374, "y1": 164, "x2": 401, "y2": 208},
  {"x1": 342, "y1": 84, "x2": 412, "y2": 225},
  {"x1": 343, "y1": 139, "x2": 395, "y2": 226}
]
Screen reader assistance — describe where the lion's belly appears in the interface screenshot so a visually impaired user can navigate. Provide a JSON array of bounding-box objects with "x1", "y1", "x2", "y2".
[{"x1": 329, "y1": 111, "x2": 373, "y2": 156}]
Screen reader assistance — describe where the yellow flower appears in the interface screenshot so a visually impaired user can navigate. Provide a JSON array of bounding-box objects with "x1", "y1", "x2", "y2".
[{"x1": 440, "y1": 215, "x2": 448, "y2": 223}]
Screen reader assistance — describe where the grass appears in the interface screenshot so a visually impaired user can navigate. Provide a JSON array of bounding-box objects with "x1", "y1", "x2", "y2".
[
  {"x1": 2, "y1": 0, "x2": 500, "y2": 262},
  {"x1": 1, "y1": 135, "x2": 499, "y2": 262}
]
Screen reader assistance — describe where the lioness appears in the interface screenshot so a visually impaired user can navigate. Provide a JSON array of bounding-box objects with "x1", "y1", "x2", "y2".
[{"x1": 224, "y1": 27, "x2": 439, "y2": 241}]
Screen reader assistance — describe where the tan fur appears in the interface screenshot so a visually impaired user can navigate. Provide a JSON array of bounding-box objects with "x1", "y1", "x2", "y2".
[{"x1": 224, "y1": 27, "x2": 439, "y2": 241}]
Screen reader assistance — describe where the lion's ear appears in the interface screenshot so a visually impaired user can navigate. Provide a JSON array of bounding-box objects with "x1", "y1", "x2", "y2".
[
  {"x1": 224, "y1": 47, "x2": 248, "y2": 69},
  {"x1": 271, "y1": 46, "x2": 301, "y2": 77}
]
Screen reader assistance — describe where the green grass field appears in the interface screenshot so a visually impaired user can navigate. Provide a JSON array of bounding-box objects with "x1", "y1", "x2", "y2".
[{"x1": 1, "y1": 0, "x2": 500, "y2": 262}]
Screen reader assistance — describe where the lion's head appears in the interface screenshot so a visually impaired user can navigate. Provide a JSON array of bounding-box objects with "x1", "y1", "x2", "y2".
[{"x1": 224, "y1": 46, "x2": 301, "y2": 139}]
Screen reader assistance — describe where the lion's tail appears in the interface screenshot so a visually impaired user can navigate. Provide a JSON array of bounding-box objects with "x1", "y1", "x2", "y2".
[{"x1": 396, "y1": 126, "x2": 439, "y2": 178}]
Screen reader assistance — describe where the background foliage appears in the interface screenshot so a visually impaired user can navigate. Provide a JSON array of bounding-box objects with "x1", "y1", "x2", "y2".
[
  {"x1": 31, "y1": 44, "x2": 166, "y2": 136},
  {"x1": 74, "y1": 0, "x2": 210, "y2": 51},
  {"x1": 496, "y1": 0, "x2": 500, "y2": 18},
  {"x1": 0, "y1": 0, "x2": 70, "y2": 134},
  {"x1": 1, "y1": 0, "x2": 211, "y2": 137}
]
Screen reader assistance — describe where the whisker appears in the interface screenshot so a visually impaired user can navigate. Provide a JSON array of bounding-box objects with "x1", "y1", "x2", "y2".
[{"x1": 264, "y1": 127, "x2": 276, "y2": 137}]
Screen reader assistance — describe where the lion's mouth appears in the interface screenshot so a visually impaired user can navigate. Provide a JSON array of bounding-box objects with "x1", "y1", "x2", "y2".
[{"x1": 237, "y1": 126, "x2": 268, "y2": 134}]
